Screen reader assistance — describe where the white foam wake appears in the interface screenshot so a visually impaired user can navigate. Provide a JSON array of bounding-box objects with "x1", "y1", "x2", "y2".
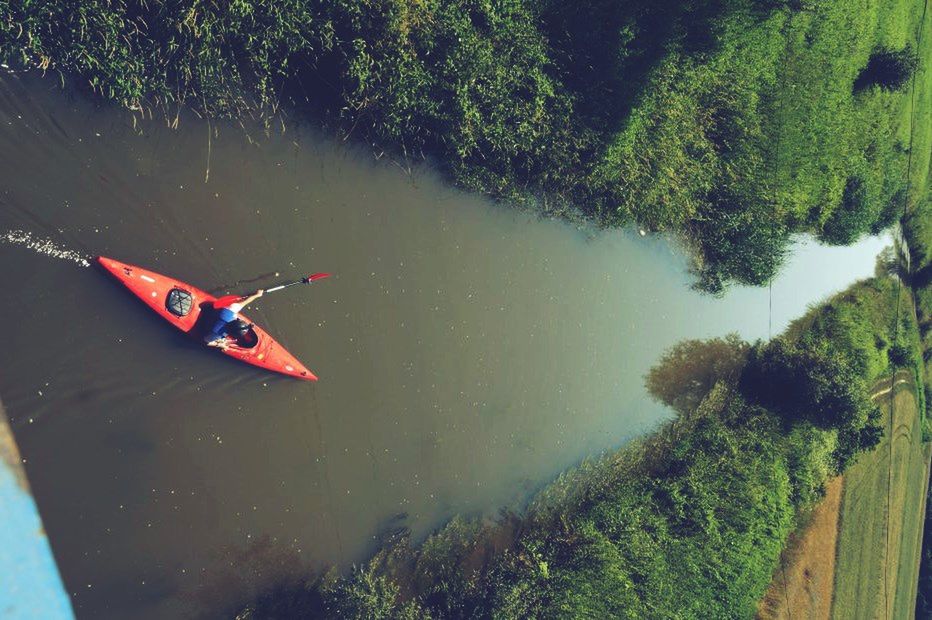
[{"x1": 1, "y1": 229, "x2": 91, "y2": 267}]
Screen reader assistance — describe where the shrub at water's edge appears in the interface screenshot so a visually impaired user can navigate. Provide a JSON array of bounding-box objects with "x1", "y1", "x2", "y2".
[
  {"x1": 233, "y1": 275, "x2": 917, "y2": 618},
  {"x1": 0, "y1": 0, "x2": 919, "y2": 292}
]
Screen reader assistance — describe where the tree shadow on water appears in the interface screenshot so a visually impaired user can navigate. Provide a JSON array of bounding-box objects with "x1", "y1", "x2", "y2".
[{"x1": 645, "y1": 334, "x2": 751, "y2": 416}]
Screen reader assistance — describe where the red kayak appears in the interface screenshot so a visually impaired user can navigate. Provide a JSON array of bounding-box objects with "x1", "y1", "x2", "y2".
[{"x1": 97, "y1": 256, "x2": 317, "y2": 381}]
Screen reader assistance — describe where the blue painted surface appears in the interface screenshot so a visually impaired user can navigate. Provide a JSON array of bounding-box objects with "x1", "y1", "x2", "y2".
[{"x1": 0, "y1": 408, "x2": 74, "y2": 620}]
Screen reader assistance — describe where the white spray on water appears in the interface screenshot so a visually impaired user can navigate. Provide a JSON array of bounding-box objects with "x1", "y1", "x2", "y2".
[{"x1": 1, "y1": 229, "x2": 91, "y2": 267}]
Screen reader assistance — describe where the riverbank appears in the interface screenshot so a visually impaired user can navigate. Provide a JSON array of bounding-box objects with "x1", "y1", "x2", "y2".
[
  {"x1": 235, "y1": 274, "x2": 918, "y2": 618},
  {"x1": 897, "y1": 0, "x2": 932, "y2": 609},
  {"x1": 761, "y1": 377, "x2": 930, "y2": 619},
  {"x1": 832, "y1": 380, "x2": 927, "y2": 618},
  {"x1": 763, "y1": 0, "x2": 932, "y2": 612},
  {"x1": 757, "y1": 476, "x2": 843, "y2": 619},
  {"x1": 0, "y1": 0, "x2": 919, "y2": 292}
]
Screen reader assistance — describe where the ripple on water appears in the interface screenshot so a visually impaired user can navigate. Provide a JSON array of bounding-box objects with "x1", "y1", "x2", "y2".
[{"x1": 1, "y1": 229, "x2": 91, "y2": 267}]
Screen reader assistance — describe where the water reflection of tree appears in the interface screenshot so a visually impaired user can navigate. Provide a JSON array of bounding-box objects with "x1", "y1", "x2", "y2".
[{"x1": 645, "y1": 334, "x2": 750, "y2": 416}]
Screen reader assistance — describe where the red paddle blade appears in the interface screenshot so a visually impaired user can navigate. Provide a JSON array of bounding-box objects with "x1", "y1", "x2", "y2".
[
  {"x1": 306, "y1": 273, "x2": 331, "y2": 282},
  {"x1": 213, "y1": 294, "x2": 243, "y2": 308}
]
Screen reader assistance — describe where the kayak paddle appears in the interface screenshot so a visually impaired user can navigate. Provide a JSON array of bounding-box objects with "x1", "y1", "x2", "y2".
[
  {"x1": 266, "y1": 272, "x2": 331, "y2": 293},
  {"x1": 213, "y1": 273, "x2": 331, "y2": 307}
]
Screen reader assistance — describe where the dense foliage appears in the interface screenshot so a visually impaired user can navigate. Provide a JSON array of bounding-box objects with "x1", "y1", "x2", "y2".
[
  {"x1": 821, "y1": 177, "x2": 877, "y2": 245},
  {"x1": 742, "y1": 338, "x2": 875, "y2": 430},
  {"x1": 904, "y1": 200, "x2": 932, "y2": 391},
  {"x1": 854, "y1": 46, "x2": 920, "y2": 92},
  {"x1": 0, "y1": 0, "x2": 916, "y2": 291},
  {"x1": 907, "y1": 196, "x2": 932, "y2": 616},
  {"x1": 741, "y1": 338, "x2": 883, "y2": 470}
]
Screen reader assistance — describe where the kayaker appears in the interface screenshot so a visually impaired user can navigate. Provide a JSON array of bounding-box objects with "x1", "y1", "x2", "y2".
[{"x1": 205, "y1": 289, "x2": 264, "y2": 349}]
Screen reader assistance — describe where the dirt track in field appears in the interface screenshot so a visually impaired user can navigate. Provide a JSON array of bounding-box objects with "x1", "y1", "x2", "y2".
[{"x1": 757, "y1": 476, "x2": 843, "y2": 620}]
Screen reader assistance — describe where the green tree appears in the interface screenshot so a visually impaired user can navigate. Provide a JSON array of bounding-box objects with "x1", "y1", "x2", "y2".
[
  {"x1": 821, "y1": 176, "x2": 876, "y2": 245},
  {"x1": 740, "y1": 338, "x2": 871, "y2": 430},
  {"x1": 854, "y1": 46, "x2": 919, "y2": 92},
  {"x1": 888, "y1": 340, "x2": 912, "y2": 367}
]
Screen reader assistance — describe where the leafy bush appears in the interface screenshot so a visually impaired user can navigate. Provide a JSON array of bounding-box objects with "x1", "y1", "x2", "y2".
[
  {"x1": 904, "y1": 204, "x2": 932, "y2": 273},
  {"x1": 821, "y1": 176, "x2": 876, "y2": 245},
  {"x1": 889, "y1": 341, "x2": 912, "y2": 367},
  {"x1": 833, "y1": 404, "x2": 883, "y2": 471},
  {"x1": 320, "y1": 565, "x2": 425, "y2": 620},
  {"x1": 871, "y1": 188, "x2": 905, "y2": 234},
  {"x1": 741, "y1": 338, "x2": 873, "y2": 430},
  {"x1": 783, "y1": 422, "x2": 837, "y2": 506},
  {"x1": 854, "y1": 46, "x2": 919, "y2": 92},
  {"x1": 0, "y1": 0, "x2": 324, "y2": 113},
  {"x1": 445, "y1": 397, "x2": 796, "y2": 619},
  {"x1": 328, "y1": 0, "x2": 589, "y2": 202},
  {"x1": 691, "y1": 192, "x2": 789, "y2": 294}
]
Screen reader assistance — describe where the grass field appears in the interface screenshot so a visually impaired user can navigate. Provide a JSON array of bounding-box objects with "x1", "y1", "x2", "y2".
[
  {"x1": 906, "y1": 442, "x2": 932, "y2": 614},
  {"x1": 831, "y1": 381, "x2": 928, "y2": 618},
  {"x1": 757, "y1": 477, "x2": 843, "y2": 620},
  {"x1": 901, "y1": 0, "x2": 932, "y2": 610},
  {"x1": 904, "y1": 0, "x2": 932, "y2": 209},
  {"x1": 758, "y1": 373, "x2": 929, "y2": 620}
]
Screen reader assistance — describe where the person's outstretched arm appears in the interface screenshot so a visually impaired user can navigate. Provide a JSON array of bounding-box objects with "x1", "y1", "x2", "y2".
[{"x1": 238, "y1": 289, "x2": 264, "y2": 308}]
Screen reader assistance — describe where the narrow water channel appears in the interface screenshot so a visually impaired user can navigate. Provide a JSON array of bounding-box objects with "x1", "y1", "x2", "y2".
[{"x1": 0, "y1": 73, "x2": 891, "y2": 618}]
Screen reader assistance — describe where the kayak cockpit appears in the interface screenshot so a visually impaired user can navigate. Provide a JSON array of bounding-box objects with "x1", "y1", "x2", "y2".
[{"x1": 231, "y1": 328, "x2": 260, "y2": 349}]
